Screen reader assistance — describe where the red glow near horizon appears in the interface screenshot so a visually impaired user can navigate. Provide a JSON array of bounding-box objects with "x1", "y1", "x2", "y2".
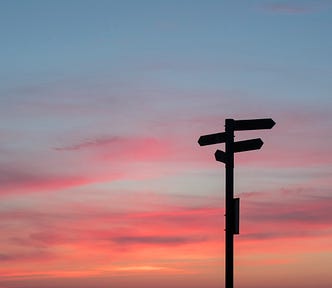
[{"x1": 1, "y1": 120, "x2": 332, "y2": 288}]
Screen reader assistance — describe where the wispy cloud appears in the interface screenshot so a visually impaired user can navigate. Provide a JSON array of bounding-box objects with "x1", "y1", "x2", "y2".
[
  {"x1": 0, "y1": 166, "x2": 92, "y2": 195},
  {"x1": 240, "y1": 187, "x2": 332, "y2": 241},
  {"x1": 54, "y1": 135, "x2": 175, "y2": 163},
  {"x1": 0, "y1": 196, "x2": 222, "y2": 284},
  {"x1": 54, "y1": 136, "x2": 121, "y2": 151},
  {"x1": 112, "y1": 235, "x2": 206, "y2": 246},
  {"x1": 113, "y1": 265, "x2": 170, "y2": 272},
  {"x1": 0, "y1": 250, "x2": 53, "y2": 262},
  {"x1": 1, "y1": 187, "x2": 331, "y2": 284},
  {"x1": 261, "y1": 1, "x2": 330, "y2": 15}
]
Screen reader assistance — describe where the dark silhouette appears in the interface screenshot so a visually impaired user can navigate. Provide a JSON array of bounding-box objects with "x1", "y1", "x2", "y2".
[{"x1": 198, "y1": 118, "x2": 275, "y2": 288}]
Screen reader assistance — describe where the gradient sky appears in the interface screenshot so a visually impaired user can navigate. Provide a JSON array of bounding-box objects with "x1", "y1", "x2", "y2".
[{"x1": 1, "y1": 1, "x2": 332, "y2": 288}]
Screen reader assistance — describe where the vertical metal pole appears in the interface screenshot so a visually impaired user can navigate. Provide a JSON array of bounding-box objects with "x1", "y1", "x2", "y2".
[{"x1": 225, "y1": 119, "x2": 234, "y2": 288}]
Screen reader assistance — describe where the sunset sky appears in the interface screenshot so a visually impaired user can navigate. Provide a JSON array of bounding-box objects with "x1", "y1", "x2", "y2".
[{"x1": 1, "y1": 1, "x2": 332, "y2": 287}]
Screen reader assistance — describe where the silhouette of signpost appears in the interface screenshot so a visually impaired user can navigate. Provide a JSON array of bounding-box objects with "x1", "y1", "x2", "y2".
[{"x1": 198, "y1": 118, "x2": 275, "y2": 288}]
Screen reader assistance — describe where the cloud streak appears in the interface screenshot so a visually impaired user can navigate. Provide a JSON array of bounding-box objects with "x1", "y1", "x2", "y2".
[
  {"x1": 261, "y1": 1, "x2": 330, "y2": 15},
  {"x1": 112, "y1": 235, "x2": 206, "y2": 246},
  {"x1": 0, "y1": 165, "x2": 123, "y2": 196},
  {"x1": 239, "y1": 187, "x2": 332, "y2": 243},
  {"x1": 0, "y1": 166, "x2": 89, "y2": 195},
  {"x1": 54, "y1": 136, "x2": 121, "y2": 151},
  {"x1": 54, "y1": 135, "x2": 175, "y2": 163},
  {"x1": 1, "y1": 187, "x2": 331, "y2": 286}
]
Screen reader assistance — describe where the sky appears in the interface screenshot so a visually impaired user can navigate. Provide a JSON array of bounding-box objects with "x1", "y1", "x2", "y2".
[{"x1": 0, "y1": 0, "x2": 332, "y2": 287}]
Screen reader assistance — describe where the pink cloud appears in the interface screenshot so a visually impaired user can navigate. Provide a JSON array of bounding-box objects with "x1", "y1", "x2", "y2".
[
  {"x1": 0, "y1": 250, "x2": 54, "y2": 263},
  {"x1": 111, "y1": 235, "x2": 206, "y2": 246},
  {"x1": 0, "y1": 194, "x2": 223, "y2": 277},
  {"x1": 0, "y1": 199, "x2": 223, "y2": 286},
  {"x1": 54, "y1": 135, "x2": 174, "y2": 162},
  {"x1": 54, "y1": 136, "x2": 121, "y2": 151},
  {"x1": 239, "y1": 187, "x2": 332, "y2": 242},
  {"x1": 3, "y1": 185, "x2": 330, "y2": 256},
  {"x1": 1, "y1": 204, "x2": 222, "y2": 248},
  {"x1": 0, "y1": 165, "x2": 123, "y2": 196},
  {"x1": 0, "y1": 168, "x2": 87, "y2": 194},
  {"x1": 42, "y1": 108, "x2": 330, "y2": 180},
  {"x1": 1, "y1": 187, "x2": 331, "y2": 287}
]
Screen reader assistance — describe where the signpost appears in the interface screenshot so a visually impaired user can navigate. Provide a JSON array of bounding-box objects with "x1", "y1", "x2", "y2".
[{"x1": 198, "y1": 118, "x2": 275, "y2": 288}]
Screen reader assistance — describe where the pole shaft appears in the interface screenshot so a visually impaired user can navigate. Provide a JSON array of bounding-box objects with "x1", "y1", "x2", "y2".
[{"x1": 225, "y1": 119, "x2": 234, "y2": 288}]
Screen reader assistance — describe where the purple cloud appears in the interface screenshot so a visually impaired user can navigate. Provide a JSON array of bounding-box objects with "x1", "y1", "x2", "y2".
[
  {"x1": 238, "y1": 187, "x2": 332, "y2": 241},
  {"x1": 261, "y1": 1, "x2": 330, "y2": 15},
  {"x1": 0, "y1": 250, "x2": 53, "y2": 262},
  {"x1": 0, "y1": 166, "x2": 92, "y2": 195},
  {"x1": 54, "y1": 136, "x2": 121, "y2": 151}
]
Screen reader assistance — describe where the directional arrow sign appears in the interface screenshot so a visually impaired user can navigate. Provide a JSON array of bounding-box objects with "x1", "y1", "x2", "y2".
[
  {"x1": 234, "y1": 138, "x2": 263, "y2": 153},
  {"x1": 234, "y1": 118, "x2": 275, "y2": 131},
  {"x1": 215, "y1": 149, "x2": 226, "y2": 163},
  {"x1": 198, "y1": 132, "x2": 226, "y2": 146}
]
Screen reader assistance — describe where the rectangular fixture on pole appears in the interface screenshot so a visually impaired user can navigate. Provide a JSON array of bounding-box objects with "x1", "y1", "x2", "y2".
[{"x1": 233, "y1": 198, "x2": 240, "y2": 235}]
